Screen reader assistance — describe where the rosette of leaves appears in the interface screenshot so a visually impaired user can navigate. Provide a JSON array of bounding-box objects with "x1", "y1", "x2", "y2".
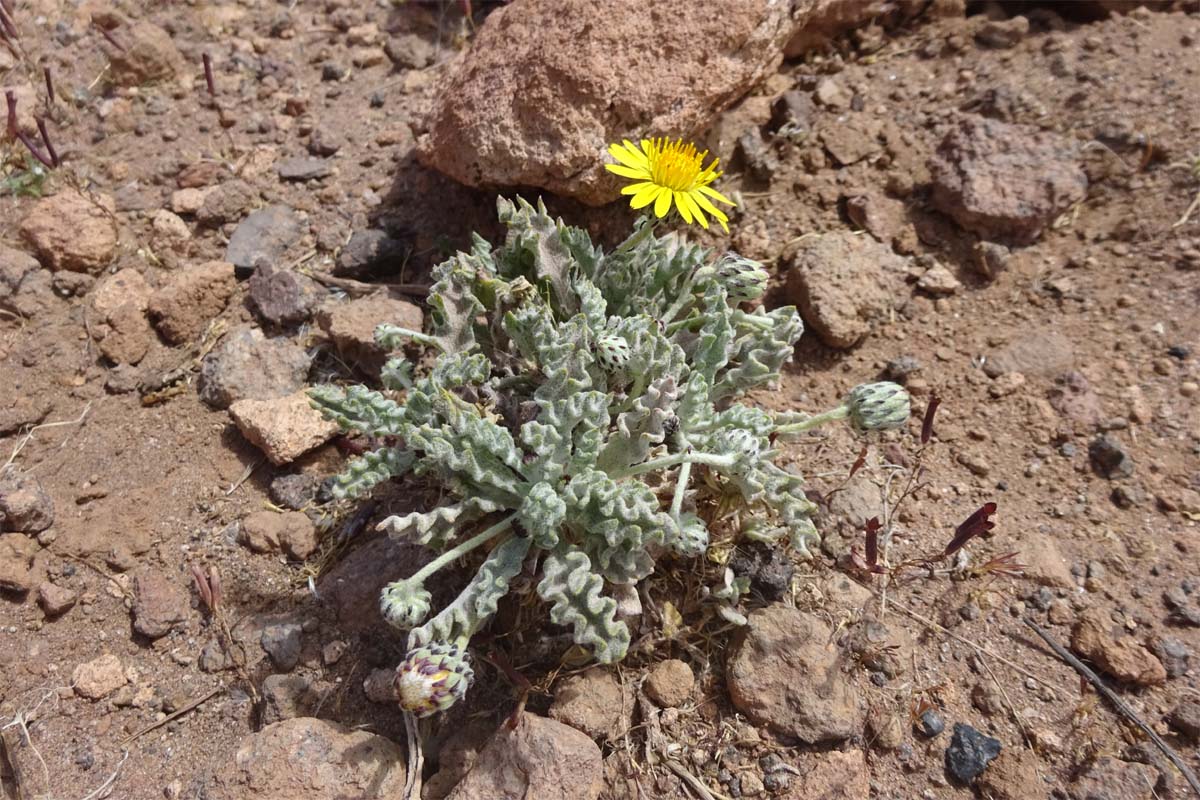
[{"x1": 309, "y1": 198, "x2": 910, "y2": 716}]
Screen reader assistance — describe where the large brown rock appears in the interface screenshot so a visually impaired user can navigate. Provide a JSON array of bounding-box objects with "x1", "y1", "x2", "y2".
[
  {"x1": 109, "y1": 21, "x2": 182, "y2": 85},
  {"x1": 20, "y1": 192, "x2": 118, "y2": 273},
  {"x1": 785, "y1": 231, "x2": 908, "y2": 349},
  {"x1": 446, "y1": 713, "x2": 602, "y2": 800},
  {"x1": 418, "y1": 0, "x2": 885, "y2": 204},
  {"x1": 147, "y1": 261, "x2": 238, "y2": 344},
  {"x1": 930, "y1": 116, "x2": 1087, "y2": 245},
  {"x1": 726, "y1": 605, "x2": 863, "y2": 743},
  {"x1": 202, "y1": 718, "x2": 407, "y2": 800},
  {"x1": 316, "y1": 292, "x2": 424, "y2": 375},
  {"x1": 1068, "y1": 756, "x2": 1157, "y2": 800},
  {"x1": 229, "y1": 391, "x2": 339, "y2": 466},
  {"x1": 548, "y1": 668, "x2": 627, "y2": 741},
  {"x1": 1070, "y1": 608, "x2": 1166, "y2": 687}
]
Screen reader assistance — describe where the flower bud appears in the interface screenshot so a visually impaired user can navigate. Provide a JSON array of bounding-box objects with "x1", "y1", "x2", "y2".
[
  {"x1": 395, "y1": 641, "x2": 474, "y2": 718},
  {"x1": 715, "y1": 252, "x2": 769, "y2": 303},
  {"x1": 380, "y1": 580, "x2": 432, "y2": 630},
  {"x1": 844, "y1": 382, "x2": 911, "y2": 431},
  {"x1": 596, "y1": 334, "x2": 631, "y2": 371},
  {"x1": 673, "y1": 513, "x2": 709, "y2": 558}
]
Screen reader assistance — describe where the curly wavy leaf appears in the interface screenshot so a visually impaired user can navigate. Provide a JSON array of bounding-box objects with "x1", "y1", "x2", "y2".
[
  {"x1": 537, "y1": 548, "x2": 629, "y2": 664},
  {"x1": 411, "y1": 535, "x2": 531, "y2": 647}
]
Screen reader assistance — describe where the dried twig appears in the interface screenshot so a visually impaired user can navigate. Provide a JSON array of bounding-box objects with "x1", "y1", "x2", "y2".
[
  {"x1": 1173, "y1": 189, "x2": 1200, "y2": 229},
  {"x1": 1023, "y1": 619, "x2": 1200, "y2": 797},
  {"x1": 119, "y1": 686, "x2": 223, "y2": 746},
  {"x1": 307, "y1": 270, "x2": 430, "y2": 298},
  {"x1": 854, "y1": 582, "x2": 1054, "y2": 688},
  {"x1": 201, "y1": 52, "x2": 216, "y2": 96},
  {"x1": 3, "y1": 402, "x2": 92, "y2": 471},
  {"x1": 665, "y1": 759, "x2": 732, "y2": 800},
  {"x1": 42, "y1": 66, "x2": 55, "y2": 105}
]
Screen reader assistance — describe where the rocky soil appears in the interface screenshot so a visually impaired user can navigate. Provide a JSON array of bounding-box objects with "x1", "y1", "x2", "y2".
[{"x1": 2, "y1": 1, "x2": 1200, "y2": 799}]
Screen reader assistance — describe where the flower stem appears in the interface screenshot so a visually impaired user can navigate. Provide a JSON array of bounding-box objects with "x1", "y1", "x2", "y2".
[
  {"x1": 405, "y1": 513, "x2": 516, "y2": 585},
  {"x1": 773, "y1": 405, "x2": 849, "y2": 435},
  {"x1": 670, "y1": 460, "x2": 692, "y2": 520},
  {"x1": 614, "y1": 451, "x2": 736, "y2": 480},
  {"x1": 615, "y1": 216, "x2": 658, "y2": 254}
]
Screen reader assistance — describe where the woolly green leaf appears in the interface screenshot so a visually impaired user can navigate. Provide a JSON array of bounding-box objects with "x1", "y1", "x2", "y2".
[
  {"x1": 379, "y1": 497, "x2": 503, "y2": 547},
  {"x1": 329, "y1": 448, "x2": 415, "y2": 500},
  {"x1": 411, "y1": 535, "x2": 531, "y2": 647},
  {"x1": 537, "y1": 548, "x2": 629, "y2": 664},
  {"x1": 308, "y1": 384, "x2": 406, "y2": 436}
]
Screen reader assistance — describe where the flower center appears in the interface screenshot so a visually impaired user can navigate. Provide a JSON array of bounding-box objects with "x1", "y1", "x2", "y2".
[{"x1": 649, "y1": 138, "x2": 711, "y2": 192}]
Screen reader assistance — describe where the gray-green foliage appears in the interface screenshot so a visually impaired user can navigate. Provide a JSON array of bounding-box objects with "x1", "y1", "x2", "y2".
[{"x1": 310, "y1": 198, "x2": 909, "y2": 714}]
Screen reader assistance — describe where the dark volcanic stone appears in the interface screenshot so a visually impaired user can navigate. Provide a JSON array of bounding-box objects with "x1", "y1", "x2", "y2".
[
  {"x1": 334, "y1": 229, "x2": 409, "y2": 278},
  {"x1": 729, "y1": 543, "x2": 794, "y2": 601},
  {"x1": 1089, "y1": 435, "x2": 1133, "y2": 479},
  {"x1": 945, "y1": 723, "x2": 1001, "y2": 783}
]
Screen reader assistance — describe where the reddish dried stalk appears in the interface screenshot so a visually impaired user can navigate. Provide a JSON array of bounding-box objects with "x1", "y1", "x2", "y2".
[
  {"x1": 920, "y1": 394, "x2": 940, "y2": 445},
  {"x1": 43, "y1": 66, "x2": 55, "y2": 105},
  {"x1": 202, "y1": 52, "x2": 215, "y2": 96},
  {"x1": 36, "y1": 117, "x2": 59, "y2": 166},
  {"x1": 5, "y1": 90, "x2": 55, "y2": 167},
  {"x1": 0, "y1": 2, "x2": 18, "y2": 41},
  {"x1": 94, "y1": 22, "x2": 124, "y2": 52}
]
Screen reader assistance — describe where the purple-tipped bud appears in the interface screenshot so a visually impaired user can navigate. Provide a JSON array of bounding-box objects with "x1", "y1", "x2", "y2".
[{"x1": 394, "y1": 641, "x2": 473, "y2": 717}]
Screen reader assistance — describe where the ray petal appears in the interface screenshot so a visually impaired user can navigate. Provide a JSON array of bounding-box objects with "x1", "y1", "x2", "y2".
[
  {"x1": 698, "y1": 184, "x2": 735, "y2": 207},
  {"x1": 629, "y1": 183, "x2": 661, "y2": 209},
  {"x1": 674, "y1": 191, "x2": 693, "y2": 224},
  {"x1": 620, "y1": 181, "x2": 655, "y2": 196},
  {"x1": 610, "y1": 142, "x2": 649, "y2": 170},
  {"x1": 653, "y1": 186, "x2": 673, "y2": 218},
  {"x1": 606, "y1": 163, "x2": 651, "y2": 180},
  {"x1": 682, "y1": 192, "x2": 709, "y2": 229}
]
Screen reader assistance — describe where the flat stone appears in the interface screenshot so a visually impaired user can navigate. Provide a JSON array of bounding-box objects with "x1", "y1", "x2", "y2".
[
  {"x1": 785, "y1": 231, "x2": 908, "y2": 349},
  {"x1": 1067, "y1": 757, "x2": 1157, "y2": 800},
  {"x1": 38, "y1": 582, "x2": 77, "y2": 617},
  {"x1": 726, "y1": 605, "x2": 863, "y2": 743},
  {"x1": 109, "y1": 21, "x2": 182, "y2": 84},
  {"x1": 446, "y1": 713, "x2": 602, "y2": 800},
  {"x1": 147, "y1": 261, "x2": 238, "y2": 344},
  {"x1": 229, "y1": 391, "x2": 339, "y2": 466},
  {"x1": 0, "y1": 244, "x2": 55, "y2": 318},
  {"x1": 983, "y1": 331, "x2": 1075, "y2": 378},
  {"x1": 1071, "y1": 608, "x2": 1166, "y2": 686},
  {"x1": 201, "y1": 718, "x2": 407, "y2": 799},
  {"x1": 316, "y1": 292, "x2": 424, "y2": 374},
  {"x1": 248, "y1": 264, "x2": 324, "y2": 326},
  {"x1": 0, "y1": 535, "x2": 39, "y2": 592},
  {"x1": 198, "y1": 326, "x2": 312, "y2": 410},
  {"x1": 72, "y1": 654, "x2": 127, "y2": 699},
  {"x1": 930, "y1": 116, "x2": 1087, "y2": 245},
  {"x1": 132, "y1": 569, "x2": 189, "y2": 639},
  {"x1": 19, "y1": 192, "x2": 118, "y2": 273},
  {"x1": 261, "y1": 622, "x2": 303, "y2": 672},
  {"x1": 334, "y1": 229, "x2": 409, "y2": 278},
  {"x1": 643, "y1": 659, "x2": 694, "y2": 708},
  {"x1": 225, "y1": 205, "x2": 305, "y2": 276},
  {"x1": 277, "y1": 157, "x2": 333, "y2": 182},
  {"x1": 548, "y1": 668, "x2": 626, "y2": 741},
  {"x1": 196, "y1": 180, "x2": 260, "y2": 226}
]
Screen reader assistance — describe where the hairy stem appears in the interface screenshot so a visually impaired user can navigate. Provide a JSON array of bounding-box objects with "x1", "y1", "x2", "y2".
[
  {"x1": 613, "y1": 451, "x2": 736, "y2": 480},
  {"x1": 773, "y1": 405, "x2": 848, "y2": 435},
  {"x1": 406, "y1": 513, "x2": 516, "y2": 585},
  {"x1": 614, "y1": 216, "x2": 657, "y2": 254}
]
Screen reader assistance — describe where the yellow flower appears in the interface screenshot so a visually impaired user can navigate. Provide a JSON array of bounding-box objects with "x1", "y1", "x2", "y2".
[{"x1": 605, "y1": 138, "x2": 735, "y2": 232}]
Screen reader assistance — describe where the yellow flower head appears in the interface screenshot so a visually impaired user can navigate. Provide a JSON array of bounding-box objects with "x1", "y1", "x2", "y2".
[{"x1": 605, "y1": 137, "x2": 735, "y2": 232}]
